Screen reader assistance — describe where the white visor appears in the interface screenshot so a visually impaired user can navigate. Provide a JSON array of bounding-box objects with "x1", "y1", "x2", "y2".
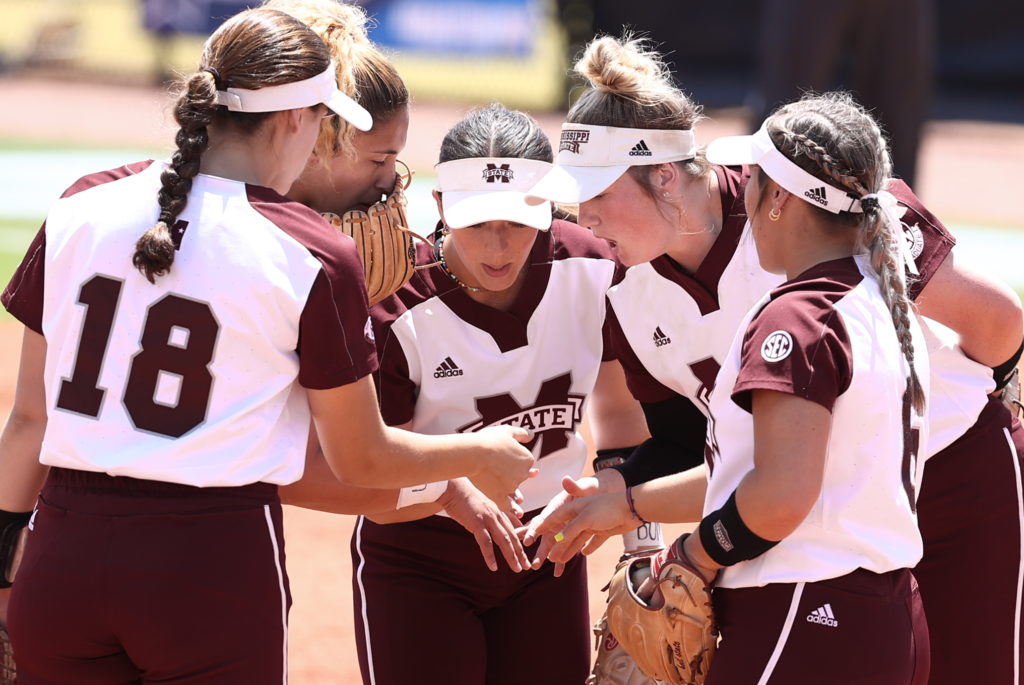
[
  {"x1": 706, "y1": 125, "x2": 864, "y2": 214},
  {"x1": 526, "y1": 124, "x2": 697, "y2": 204},
  {"x1": 435, "y1": 157, "x2": 553, "y2": 230},
  {"x1": 214, "y1": 61, "x2": 372, "y2": 131}
]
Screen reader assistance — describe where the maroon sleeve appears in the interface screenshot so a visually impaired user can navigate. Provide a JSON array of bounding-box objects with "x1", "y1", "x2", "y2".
[
  {"x1": 296, "y1": 240, "x2": 379, "y2": 390},
  {"x1": 369, "y1": 297, "x2": 418, "y2": 426},
  {"x1": 886, "y1": 179, "x2": 955, "y2": 300},
  {"x1": 600, "y1": 261, "x2": 629, "y2": 363},
  {"x1": 1, "y1": 225, "x2": 46, "y2": 335},
  {"x1": 606, "y1": 303, "x2": 676, "y2": 403},
  {"x1": 2, "y1": 161, "x2": 156, "y2": 334},
  {"x1": 732, "y1": 293, "x2": 853, "y2": 413}
]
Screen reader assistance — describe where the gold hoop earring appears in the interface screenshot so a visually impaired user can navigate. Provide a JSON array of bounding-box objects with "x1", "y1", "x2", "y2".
[{"x1": 768, "y1": 207, "x2": 782, "y2": 222}]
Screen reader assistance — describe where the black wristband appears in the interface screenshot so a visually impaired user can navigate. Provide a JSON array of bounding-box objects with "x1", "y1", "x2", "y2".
[
  {"x1": 593, "y1": 447, "x2": 636, "y2": 472},
  {"x1": 0, "y1": 508, "x2": 32, "y2": 589},
  {"x1": 698, "y1": 491, "x2": 779, "y2": 567},
  {"x1": 994, "y1": 339, "x2": 1024, "y2": 392}
]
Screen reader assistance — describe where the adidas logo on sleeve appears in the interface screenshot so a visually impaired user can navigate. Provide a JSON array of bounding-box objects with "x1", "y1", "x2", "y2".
[
  {"x1": 806, "y1": 603, "x2": 838, "y2": 627},
  {"x1": 803, "y1": 186, "x2": 828, "y2": 206},
  {"x1": 433, "y1": 356, "x2": 464, "y2": 378},
  {"x1": 628, "y1": 140, "x2": 653, "y2": 157}
]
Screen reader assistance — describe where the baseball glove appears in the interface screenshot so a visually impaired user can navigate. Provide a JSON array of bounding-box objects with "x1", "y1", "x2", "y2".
[
  {"x1": 1, "y1": 625, "x2": 14, "y2": 685},
  {"x1": 323, "y1": 169, "x2": 436, "y2": 306},
  {"x1": 588, "y1": 613, "x2": 660, "y2": 685},
  {"x1": 605, "y1": 535, "x2": 717, "y2": 685}
]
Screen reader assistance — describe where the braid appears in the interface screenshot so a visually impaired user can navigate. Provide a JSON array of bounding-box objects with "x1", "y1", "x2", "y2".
[
  {"x1": 769, "y1": 93, "x2": 924, "y2": 413},
  {"x1": 780, "y1": 130, "x2": 869, "y2": 196},
  {"x1": 867, "y1": 220, "x2": 926, "y2": 413},
  {"x1": 133, "y1": 71, "x2": 217, "y2": 283}
]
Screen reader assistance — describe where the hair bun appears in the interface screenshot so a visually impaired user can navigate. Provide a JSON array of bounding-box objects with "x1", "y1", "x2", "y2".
[{"x1": 575, "y1": 35, "x2": 669, "y2": 103}]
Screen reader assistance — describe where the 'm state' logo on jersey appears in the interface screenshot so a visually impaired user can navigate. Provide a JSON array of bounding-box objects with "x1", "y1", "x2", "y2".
[{"x1": 457, "y1": 372, "x2": 584, "y2": 459}]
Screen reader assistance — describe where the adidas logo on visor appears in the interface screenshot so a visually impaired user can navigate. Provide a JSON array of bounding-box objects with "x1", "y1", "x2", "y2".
[
  {"x1": 434, "y1": 356, "x2": 464, "y2": 378},
  {"x1": 628, "y1": 140, "x2": 653, "y2": 157},
  {"x1": 804, "y1": 186, "x2": 828, "y2": 206}
]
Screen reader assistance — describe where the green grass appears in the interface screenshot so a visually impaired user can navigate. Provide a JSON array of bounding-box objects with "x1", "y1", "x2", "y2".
[{"x1": 0, "y1": 137, "x2": 164, "y2": 155}]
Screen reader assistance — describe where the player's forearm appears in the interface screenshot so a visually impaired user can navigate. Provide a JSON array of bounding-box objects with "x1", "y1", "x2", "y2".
[
  {"x1": 335, "y1": 425, "x2": 482, "y2": 489},
  {"x1": 366, "y1": 499, "x2": 443, "y2": 524},
  {"x1": 917, "y1": 252, "x2": 1024, "y2": 367},
  {"x1": 629, "y1": 466, "x2": 708, "y2": 524},
  {"x1": 280, "y1": 474, "x2": 399, "y2": 515},
  {"x1": 0, "y1": 412, "x2": 48, "y2": 512}
]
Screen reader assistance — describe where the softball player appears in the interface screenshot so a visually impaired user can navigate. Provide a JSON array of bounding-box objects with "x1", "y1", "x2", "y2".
[
  {"x1": 350, "y1": 103, "x2": 648, "y2": 685},
  {"x1": 0, "y1": 9, "x2": 533, "y2": 683},
  {"x1": 268, "y1": 0, "x2": 536, "y2": 568},
  {"x1": 267, "y1": 0, "x2": 410, "y2": 219},
  {"x1": 526, "y1": 35, "x2": 1023, "y2": 685}
]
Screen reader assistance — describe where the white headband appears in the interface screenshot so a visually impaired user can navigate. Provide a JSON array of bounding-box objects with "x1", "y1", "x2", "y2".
[
  {"x1": 526, "y1": 124, "x2": 697, "y2": 204},
  {"x1": 707, "y1": 125, "x2": 867, "y2": 214},
  {"x1": 555, "y1": 125, "x2": 696, "y2": 167},
  {"x1": 435, "y1": 157, "x2": 553, "y2": 230},
  {"x1": 213, "y1": 61, "x2": 372, "y2": 131},
  {"x1": 707, "y1": 125, "x2": 916, "y2": 273}
]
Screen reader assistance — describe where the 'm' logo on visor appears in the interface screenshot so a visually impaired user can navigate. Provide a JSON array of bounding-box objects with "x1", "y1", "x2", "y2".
[
  {"x1": 482, "y1": 164, "x2": 513, "y2": 183},
  {"x1": 559, "y1": 129, "x2": 590, "y2": 154}
]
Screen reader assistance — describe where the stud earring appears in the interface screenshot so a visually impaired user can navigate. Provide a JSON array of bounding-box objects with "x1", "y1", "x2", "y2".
[{"x1": 768, "y1": 207, "x2": 782, "y2": 222}]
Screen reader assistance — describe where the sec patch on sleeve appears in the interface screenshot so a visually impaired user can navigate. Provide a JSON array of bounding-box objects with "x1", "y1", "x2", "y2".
[{"x1": 760, "y1": 330, "x2": 794, "y2": 362}]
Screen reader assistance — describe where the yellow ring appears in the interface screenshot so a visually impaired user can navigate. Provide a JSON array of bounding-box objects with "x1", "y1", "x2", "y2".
[{"x1": 554, "y1": 532, "x2": 565, "y2": 542}]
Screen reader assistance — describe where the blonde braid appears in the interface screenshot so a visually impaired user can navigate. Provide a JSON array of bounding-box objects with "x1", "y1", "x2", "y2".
[{"x1": 771, "y1": 95, "x2": 924, "y2": 413}]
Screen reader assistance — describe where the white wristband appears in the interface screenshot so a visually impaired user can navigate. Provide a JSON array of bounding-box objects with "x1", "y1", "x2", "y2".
[{"x1": 396, "y1": 481, "x2": 448, "y2": 509}]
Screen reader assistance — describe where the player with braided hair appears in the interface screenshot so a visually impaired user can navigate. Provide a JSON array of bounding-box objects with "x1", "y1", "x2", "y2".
[
  {"x1": 542, "y1": 89, "x2": 933, "y2": 683},
  {"x1": 525, "y1": 33, "x2": 1022, "y2": 685},
  {"x1": 0, "y1": 8, "x2": 534, "y2": 683}
]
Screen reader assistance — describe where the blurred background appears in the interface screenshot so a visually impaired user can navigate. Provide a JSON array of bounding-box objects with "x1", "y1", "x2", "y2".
[
  {"x1": 0, "y1": 0, "x2": 1021, "y2": 289},
  {"x1": 0, "y1": 2, "x2": 1020, "y2": 681}
]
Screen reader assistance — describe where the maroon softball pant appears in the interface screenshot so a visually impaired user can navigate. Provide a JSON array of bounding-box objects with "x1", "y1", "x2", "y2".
[
  {"x1": 8, "y1": 468, "x2": 291, "y2": 685},
  {"x1": 916, "y1": 397, "x2": 1024, "y2": 685},
  {"x1": 708, "y1": 568, "x2": 929, "y2": 684},
  {"x1": 351, "y1": 512, "x2": 590, "y2": 685}
]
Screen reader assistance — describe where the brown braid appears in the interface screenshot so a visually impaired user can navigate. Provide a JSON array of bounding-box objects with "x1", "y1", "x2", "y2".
[
  {"x1": 131, "y1": 8, "x2": 332, "y2": 283},
  {"x1": 768, "y1": 93, "x2": 925, "y2": 413},
  {"x1": 133, "y1": 71, "x2": 217, "y2": 283}
]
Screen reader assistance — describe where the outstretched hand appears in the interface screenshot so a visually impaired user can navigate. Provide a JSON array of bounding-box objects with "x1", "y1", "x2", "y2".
[
  {"x1": 519, "y1": 475, "x2": 639, "y2": 569},
  {"x1": 439, "y1": 478, "x2": 530, "y2": 573}
]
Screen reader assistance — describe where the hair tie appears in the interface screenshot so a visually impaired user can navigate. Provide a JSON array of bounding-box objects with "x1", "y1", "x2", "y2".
[
  {"x1": 200, "y1": 66, "x2": 223, "y2": 89},
  {"x1": 859, "y1": 195, "x2": 880, "y2": 212}
]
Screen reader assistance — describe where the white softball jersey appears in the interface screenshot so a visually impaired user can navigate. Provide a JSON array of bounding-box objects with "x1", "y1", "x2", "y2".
[
  {"x1": 707, "y1": 255, "x2": 930, "y2": 588},
  {"x1": 372, "y1": 220, "x2": 619, "y2": 513},
  {"x1": 2, "y1": 160, "x2": 377, "y2": 487},
  {"x1": 607, "y1": 166, "x2": 782, "y2": 416},
  {"x1": 609, "y1": 169, "x2": 993, "y2": 462},
  {"x1": 889, "y1": 180, "x2": 994, "y2": 457}
]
